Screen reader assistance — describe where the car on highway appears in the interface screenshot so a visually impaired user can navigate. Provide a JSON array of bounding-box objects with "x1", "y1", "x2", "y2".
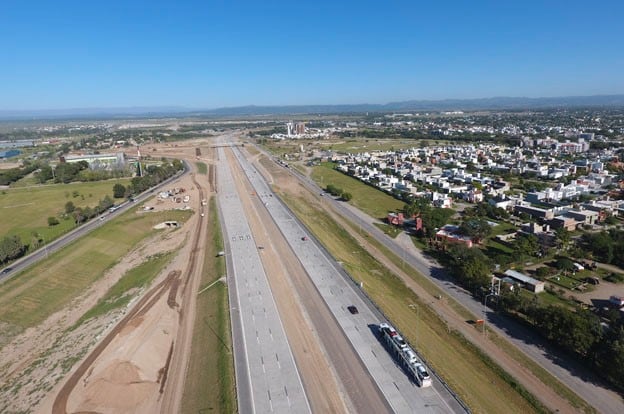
[
  {"x1": 1, "y1": 267, "x2": 12, "y2": 275},
  {"x1": 347, "y1": 305, "x2": 359, "y2": 314},
  {"x1": 301, "y1": 236, "x2": 308, "y2": 241}
]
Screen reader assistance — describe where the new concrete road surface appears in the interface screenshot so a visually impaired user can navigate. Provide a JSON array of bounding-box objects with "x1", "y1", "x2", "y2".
[
  {"x1": 231, "y1": 146, "x2": 467, "y2": 414},
  {"x1": 216, "y1": 147, "x2": 311, "y2": 414}
]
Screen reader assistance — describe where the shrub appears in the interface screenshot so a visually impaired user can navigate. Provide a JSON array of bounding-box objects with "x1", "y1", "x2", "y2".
[
  {"x1": 605, "y1": 273, "x2": 624, "y2": 283},
  {"x1": 47, "y1": 216, "x2": 60, "y2": 226}
]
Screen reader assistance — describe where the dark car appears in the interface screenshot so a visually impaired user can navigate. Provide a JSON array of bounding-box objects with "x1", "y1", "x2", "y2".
[
  {"x1": 347, "y1": 305, "x2": 359, "y2": 314},
  {"x1": 1, "y1": 267, "x2": 13, "y2": 275}
]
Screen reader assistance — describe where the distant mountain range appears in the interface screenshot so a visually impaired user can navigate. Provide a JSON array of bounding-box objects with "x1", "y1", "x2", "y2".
[{"x1": 2, "y1": 94, "x2": 624, "y2": 120}]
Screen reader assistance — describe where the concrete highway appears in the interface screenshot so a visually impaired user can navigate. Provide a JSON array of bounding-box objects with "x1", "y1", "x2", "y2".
[
  {"x1": 216, "y1": 146, "x2": 311, "y2": 414},
  {"x1": 231, "y1": 145, "x2": 467, "y2": 413},
  {"x1": 278, "y1": 153, "x2": 624, "y2": 414}
]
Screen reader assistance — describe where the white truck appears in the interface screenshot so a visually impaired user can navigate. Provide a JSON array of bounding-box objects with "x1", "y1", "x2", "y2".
[{"x1": 378, "y1": 322, "x2": 432, "y2": 387}]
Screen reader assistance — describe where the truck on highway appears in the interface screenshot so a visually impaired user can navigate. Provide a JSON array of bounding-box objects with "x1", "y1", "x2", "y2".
[{"x1": 378, "y1": 322, "x2": 432, "y2": 387}]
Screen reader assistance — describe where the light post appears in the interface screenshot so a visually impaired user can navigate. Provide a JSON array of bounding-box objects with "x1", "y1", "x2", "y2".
[
  {"x1": 483, "y1": 292, "x2": 495, "y2": 336},
  {"x1": 401, "y1": 247, "x2": 407, "y2": 269},
  {"x1": 408, "y1": 303, "x2": 420, "y2": 345},
  {"x1": 42, "y1": 235, "x2": 48, "y2": 258}
]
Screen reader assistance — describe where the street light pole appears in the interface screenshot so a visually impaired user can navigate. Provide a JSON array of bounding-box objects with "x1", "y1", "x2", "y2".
[
  {"x1": 42, "y1": 235, "x2": 48, "y2": 258},
  {"x1": 483, "y1": 293, "x2": 495, "y2": 336},
  {"x1": 409, "y1": 303, "x2": 419, "y2": 345}
]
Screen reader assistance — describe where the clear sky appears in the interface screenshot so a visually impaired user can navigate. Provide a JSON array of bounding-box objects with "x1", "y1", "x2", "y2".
[{"x1": 1, "y1": 0, "x2": 623, "y2": 110}]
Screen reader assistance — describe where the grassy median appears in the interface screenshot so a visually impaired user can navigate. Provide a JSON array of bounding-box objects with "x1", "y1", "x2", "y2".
[{"x1": 181, "y1": 196, "x2": 236, "y2": 414}]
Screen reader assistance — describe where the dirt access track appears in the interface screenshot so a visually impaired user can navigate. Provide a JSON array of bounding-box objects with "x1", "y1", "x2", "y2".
[{"x1": 45, "y1": 150, "x2": 208, "y2": 414}]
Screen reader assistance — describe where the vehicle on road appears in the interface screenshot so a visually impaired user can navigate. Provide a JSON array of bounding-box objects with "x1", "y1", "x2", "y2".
[
  {"x1": 379, "y1": 322, "x2": 432, "y2": 387},
  {"x1": 347, "y1": 305, "x2": 359, "y2": 314},
  {"x1": 301, "y1": 236, "x2": 308, "y2": 241},
  {"x1": 1, "y1": 267, "x2": 12, "y2": 275}
]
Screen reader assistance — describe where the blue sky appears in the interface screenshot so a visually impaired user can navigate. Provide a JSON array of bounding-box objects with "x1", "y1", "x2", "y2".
[{"x1": 1, "y1": 0, "x2": 623, "y2": 110}]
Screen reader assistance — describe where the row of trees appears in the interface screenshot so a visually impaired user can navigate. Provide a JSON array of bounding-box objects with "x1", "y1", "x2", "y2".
[
  {"x1": 0, "y1": 161, "x2": 40, "y2": 185},
  {"x1": 498, "y1": 290, "x2": 624, "y2": 391},
  {"x1": 582, "y1": 229, "x2": 624, "y2": 267},
  {"x1": 35, "y1": 161, "x2": 132, "y2": 184},
  {"x1": 61, "y1": 195, "x2": 115, "y2": 224},
  {"x1": 126, "y1": 160, "x2": 184, "y2": 194},
  {"x1": 325, "y1": 184, "x2": 352, "y2": 201}
]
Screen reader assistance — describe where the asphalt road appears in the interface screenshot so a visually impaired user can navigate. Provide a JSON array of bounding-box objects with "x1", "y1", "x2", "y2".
[
  {"x1": 0, "y1": 167, "x2": 187, "y2": 284},
  {"x1": 281, "y1": 159, "x2": 624, "y2": 414}
]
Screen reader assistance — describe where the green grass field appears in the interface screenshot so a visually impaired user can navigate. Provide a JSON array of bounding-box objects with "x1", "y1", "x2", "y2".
[
  {"x1": 373, "y1": 222, "x2": 402, "y2": 238},
  {"x1": 195, "y1": 161, "x2": 208, "y2": 174},
  {"x1": 181, "y1": 196, "x2": 236, "y2": 414},
  {"x1": 311, "y1": 163, "x2": 404, "y2": 219},
  {"x1": 281, "y1": 191, "x2": 546, "y2": 414},
  {"x1": 548, "y1": 274, "x2": 582, "y2": 290},
  {"x1": 328, "y1": 138, "x2": 424, "y2": 153},
  {"x1": 0, "y1": 180, "x2": 130, "y2": 248},
  {"x1": 0, "y1": 206, "x2": 192, "y2": 344}
]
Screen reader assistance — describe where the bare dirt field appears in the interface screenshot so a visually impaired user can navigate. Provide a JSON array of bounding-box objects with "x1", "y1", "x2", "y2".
[
  {"x1": 33, "y1": 164, "x2": 204, "y2": 414},
  {"x1": 46, "y1": 145, "x2": 208, "y2": 414}
]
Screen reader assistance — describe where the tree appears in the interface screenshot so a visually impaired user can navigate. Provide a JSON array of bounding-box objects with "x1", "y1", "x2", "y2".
[
  {"x1": 341, "y1": 192, "x2": 353, "y2": 201},
  {"x1": 403, "y1": 196, "x2": 431, "y2": 218},
  {"x1": 531, "y1": 305, "x2": 601, "y2": 356},
  {"x1": 583, "y1": 231, "x2": 614, "y2": 263},
  {"x1": 65, "y1": 201, "x2": 75, "y2": 214},
  {"x1": 36, "y1": 165, "x2": 53, "y2": 183},
  {"x1": 604, "y1": 215, "x2": 618, "y2": 226},
  {"x1": 48, "y1": 216, "x2": 59, "y2": 226},
  {"x1": 72, "y1": 208, "x2": 86, "y2": 224},
  {"x1": 592, "y1": 324, "x2": 624, "y2": 390},
  {"x1": 99, "y1": 195, "x2": 114, "y2": 211},
  {"x1": 447, "y1": 244, "x2": 492, "y2": 289},
  {"x1": 555, "y1": 257, "x2": 575, "y2": 272},
  {"x1": 422, "y1": 208, "x2": 455, "y2": 237},
  {"x1": 0, "y1": 235, "x2": 26, "y2": 263},
  {"x1": 554, "y1": 227, "x2": 571, "y2": 251},
  {"x1": 113, "y1": 183, "x2": 126, "y2": 198},
  {"x1": 459, "y1": 218, "x2": 492, "y2": 243},
  {"x1": 535, "y1": 266, "x2": 552, "y2": 278},
  {"x1": 514, "y1": 233, "x2": 540, "y2": 259}
]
